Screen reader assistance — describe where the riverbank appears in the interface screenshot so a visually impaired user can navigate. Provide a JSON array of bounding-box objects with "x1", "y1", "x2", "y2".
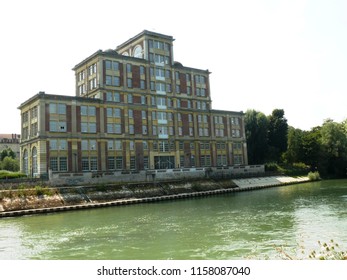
[{"x1": 0, "y1": 176, "x2": 310, "y2": 218}]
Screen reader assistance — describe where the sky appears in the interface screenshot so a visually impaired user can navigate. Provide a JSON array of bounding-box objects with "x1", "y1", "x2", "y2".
[{"x1": 1, "y1": 0, "x2": 347, "y2": 134}]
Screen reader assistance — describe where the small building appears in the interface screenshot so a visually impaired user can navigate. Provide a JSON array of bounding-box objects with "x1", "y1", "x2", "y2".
[
  {"x1": 18, "y1": 30, "x2": 248, "y2": 178},
  {"x1": 0, "y1": 134, "x2": 20, "y2": 159}
]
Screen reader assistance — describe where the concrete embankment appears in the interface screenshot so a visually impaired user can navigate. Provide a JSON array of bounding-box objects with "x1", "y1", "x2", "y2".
[{"x1": 0, "y1": 176, "x2": 310, "y2": 218}]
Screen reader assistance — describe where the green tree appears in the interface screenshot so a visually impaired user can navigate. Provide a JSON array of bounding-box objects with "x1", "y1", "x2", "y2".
[
  {"x1": 319, "y1": 119, "x2": 347, "y2": 177},
  {"x1": 1, "y1": 156, "x2": 20, "y2": 172},
  {"x1": 0, "y1": 148, "x2": 16, "y2": 161},
  {"x1": 301, "y1": 127, "x2": 323, "y2": 171},
  {"x1": 267, "y1": 109, "x2": 288, "y2": 162},
  {"x1": 284, "y1": 127, "x2": 305, "y2": 163},
  {"x1": 245, "y1": 109, "x2": 269, "y2": 164}
]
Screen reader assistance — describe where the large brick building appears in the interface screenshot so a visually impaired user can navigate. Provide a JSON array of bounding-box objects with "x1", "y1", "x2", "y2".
[{"x1": 18, "y1": 30, "x2": 248, "y2": 177}]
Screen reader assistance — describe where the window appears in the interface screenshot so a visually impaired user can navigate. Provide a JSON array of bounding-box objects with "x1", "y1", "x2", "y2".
[
  {"x1": 231, "y1": 117, "x2": 240, "y2": 126},
  {"x1": 143, "y1": 156, "x2": 149, "y2": 169},
  {"x1": 127, "y1": 63, "x2": 132, "y2": 73},
  {"x1": 82, "y1": 157, "x2": 89, "y2": 171},
  {"x1": 59, "y1": 157, "x2": 68, "y2": 171},
  {"x1": 141, "y1": 96, "x2": 147, "y2": 105},
  {"x1": 129, "y1": 124, "x2": 134, "y2": 134},
  {"x1": 115, "y1": 124, "x2": 121, "y2": 134},
  {"x1": 90, "y1": 157, "x2": 98, "y2": 171},
  {"x1": 140, "y1": 80, "x2": 146, "y2": 89},
  {"x1": 142, "y1": 111, "x2": 146, "y2": 119},
  {"x1": 150, "y1": 81, "x2": 155, "y2": 91},
  {"x1": 232, "y1": 129, "x2": 241, "y2": 138},
  {"x1": 175, "y1": 71, "x2": 180, "y2": 80},
  {"x1": 79, "y1": 71, "x2": 85, "y2": 81},
  {"x1": 113, "y1": 76, "x2": 120, "y2": 86},
  {"x1": 143, "y1": 141, "x2": 148, "y2": 150},
  {"x1": 180, "y1": 155, "x2": 184, "y2": 167},
  {"x1": 156, "y1": 68, "x2": 165, "y2": 79},
  {"x1": 50, "y1": 121, "x2": 67, "y2": 132},
  {"x1": 113, "y1": 61, "x2": 119, "y2": 71},
  {"x1": 156, "y1": 97, "x2": 166, "y2": 107},
  {"x1": 82, "y1": 139, "x2": 97, "y2": 150},
  {"x1": 107, "y1": 140, "x2": 114, "y2": 150},
  {"x1": 176, "y1": 85, "x2": 180, "y2": 94},
  {"x1": 156, "y1": 82, "x2": 166, "y2": 92},
  {"x1": 81, "y1": 122, "x2": 96, "y2": 133},
  {"x1": 106, "y1": 75, "x2": 112, "y2": 85},
  {"x1": 130, "y1": 141, "x2": 134, "y2": 150},
  {"x1": 127, "y1": 78, "x2": 132, "y2": 88},
  {"x1": 116, "y1": 156, "x2": 123, "y2": 169},
  {"x1": 50, "y1": 139, "x2": 67, "y2": 150},
  {"x1": 186, "y1": 73, "x2": 191, "y2": 82},
  {"x1": 50, "y1": 157, "x2": 58, "y2": 171},
  {"x1": 115, "y1": 140, "x2": 122, "y2": 150},
  {"x1": 114, "y1": 92, "x2": 120, "y2": 102},
  {"x1": 49, "y1": 103, "x2": 66, "y2": 114},
  {"x1": 89, "y1": 78, "x2": 97, "y2": 89},
  {"x1": 108, "y1": 157, "x2": 115, "y2": 170},
  {"x1": 140, "y1": 66, "x2": 145, "y2": 75},
  {"x1": 128, "y1": 109, "x2": 133, "y2": 118},
  {"x1": 130, "y1": 156, "x2": 136, "y2": 170}
]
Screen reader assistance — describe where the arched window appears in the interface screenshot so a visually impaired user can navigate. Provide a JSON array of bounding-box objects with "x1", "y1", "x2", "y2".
[
  {"x1": 32, "y1": 147, "x2": 38, "y2": 175},
  {"x1": 23, "y1": 149, "x2": 28, "y2": 175}
]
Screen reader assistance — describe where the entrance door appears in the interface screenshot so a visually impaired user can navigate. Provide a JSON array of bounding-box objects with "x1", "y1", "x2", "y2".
[{"x1": 154, "y1": 156, "x2": 175, "y2": 169}]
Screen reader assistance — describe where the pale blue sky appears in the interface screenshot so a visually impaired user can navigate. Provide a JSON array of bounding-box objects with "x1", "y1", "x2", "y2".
[{"x1": 1, "y1": 0, "x2": 346, "y2": 133}]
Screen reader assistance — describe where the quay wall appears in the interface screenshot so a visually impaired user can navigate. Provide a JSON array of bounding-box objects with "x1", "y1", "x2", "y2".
[{"x1": 0, "y1": 175, "x2": 310, "y2": 218}]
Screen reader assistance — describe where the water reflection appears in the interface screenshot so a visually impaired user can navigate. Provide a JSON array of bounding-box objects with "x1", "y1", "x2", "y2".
[{"x1": 0, "y1": 180, "x2": 347, "y2": 259}]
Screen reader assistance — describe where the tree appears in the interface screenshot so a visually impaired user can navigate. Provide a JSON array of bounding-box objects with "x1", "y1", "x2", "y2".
[
  {"x1": 1, "y1": 156, "x2": 20, "y2": 172},
  {"x1": 0, "y1": 148, "x2": 16, "y2": 161},
  {"x1": 245, "y1": 109, "x2": 269, "y2": 164},
  {"x1": 319, "y1": 119, "x2": 347, "y2": 177},
  {"x1": 284, "y1": 127, "x2": 305, "y2": 163},
  {"x1": 267, "y1": 109, "x2": 288, "y2": 162}
]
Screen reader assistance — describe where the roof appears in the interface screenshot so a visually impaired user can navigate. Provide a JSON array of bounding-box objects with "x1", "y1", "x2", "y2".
[
  {"x1": 18, "y1": 92, "x2": 101, "y2": 110},
  {"x1": 116, "y1": 30, "x2": 174, "y2": 50},
  {"x1": 0, "y1": 134, "x2": 20, "y2": 140}
]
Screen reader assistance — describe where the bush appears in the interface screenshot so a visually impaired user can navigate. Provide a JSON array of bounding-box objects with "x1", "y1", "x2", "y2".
[
  {"x1": 0, "y1": 170, "x2": 26, "y2": 180},
  {"x1": 1, "y1": 156, "x2": 20, "y2": 172},
  {"x1": 308, "y1": 171, "x2": 321, "y2": 181},
  {"x1": 265, "y1": 162, "x2": 284, "y2": 172},
  {"x1": 309, "y1": 240, "x2": 347, "y2": 260}
]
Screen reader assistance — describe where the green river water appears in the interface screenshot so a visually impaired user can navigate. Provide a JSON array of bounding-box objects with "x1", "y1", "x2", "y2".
[{"x1": 1, "y1": 179, "x2": 347, "y2": 260}]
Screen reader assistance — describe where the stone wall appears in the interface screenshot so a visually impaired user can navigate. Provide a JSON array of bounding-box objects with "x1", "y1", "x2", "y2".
[{"x1": 49, "y1": 165, "x2": 265, "y2": 186}]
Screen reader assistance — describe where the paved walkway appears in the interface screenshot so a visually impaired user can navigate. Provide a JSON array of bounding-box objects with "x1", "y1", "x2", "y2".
[{"x1": 232, "y1": 176, "x2": 309, "y2": 188}]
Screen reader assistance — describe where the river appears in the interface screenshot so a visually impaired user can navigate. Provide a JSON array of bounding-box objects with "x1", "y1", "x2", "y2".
[{"x1": 1, "y1": 179, "x2": 347, "y2": 260}]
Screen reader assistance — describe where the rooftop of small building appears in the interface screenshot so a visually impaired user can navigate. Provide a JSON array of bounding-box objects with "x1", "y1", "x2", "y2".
[
  {"x1": 116, "y1": 30, "x2": 174, "y2": 51},
  {"x1": 18, "y1": 91, "x2": 101, "y2": 109}
]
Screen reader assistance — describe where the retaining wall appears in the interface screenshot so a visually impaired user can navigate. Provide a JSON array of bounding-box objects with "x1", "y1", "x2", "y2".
[{"x1": 0, "y1": 175, "x2": 309, "y2": 218}]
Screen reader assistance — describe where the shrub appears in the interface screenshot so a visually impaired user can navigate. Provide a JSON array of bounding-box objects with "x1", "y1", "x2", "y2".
[
  {"x1": 265, "y1": 162, "x2": 284, "y2": 172},
  {"x1": 0, "y1": 170, "x2": 26, "y2": 180},
  {"x1": 309, "y1": 240, "x2": 347, "y2": 260},
  {"x1": 308, "y1": 171, "x2": 321, "y2": 181}
]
